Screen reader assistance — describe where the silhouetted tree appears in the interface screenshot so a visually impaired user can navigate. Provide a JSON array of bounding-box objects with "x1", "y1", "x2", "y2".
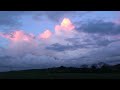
[
  {"x1": 81, "y1": 64, "x2": 88, "y2": 68},
  {"x1": 91, "y1": 65, "x2": 97, "y2": 69},
  {"x1": 59, "y1": 66, "x2": 65, "y2": 69}
]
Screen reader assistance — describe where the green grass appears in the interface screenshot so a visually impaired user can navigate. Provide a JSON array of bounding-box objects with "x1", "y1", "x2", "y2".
[{"x1": 0, "y1": 70, "x2": 120, "y2": 79}]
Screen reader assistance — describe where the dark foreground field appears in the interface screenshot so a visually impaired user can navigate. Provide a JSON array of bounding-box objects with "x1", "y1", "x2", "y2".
[{"x1": 0, "y1": 70, "x2": 120, "y2": 79}]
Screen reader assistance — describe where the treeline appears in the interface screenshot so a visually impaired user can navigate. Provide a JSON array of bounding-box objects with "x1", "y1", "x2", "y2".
[
  {"x1": 2, "y1": 62, "x2": 120, "y2": 73},
  {"x1": 43, "y1": 62, "x2": 120, "y2": 73}
]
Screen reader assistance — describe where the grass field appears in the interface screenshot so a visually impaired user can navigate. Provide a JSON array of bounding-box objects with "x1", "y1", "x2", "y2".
[{"x1": 0, "y1": 70, "x2": 120, "y2": 79}]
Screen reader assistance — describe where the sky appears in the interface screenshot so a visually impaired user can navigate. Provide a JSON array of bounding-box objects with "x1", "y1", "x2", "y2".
[{"x1": 0, "y1": 11, "x2": 120, "y2": 72}]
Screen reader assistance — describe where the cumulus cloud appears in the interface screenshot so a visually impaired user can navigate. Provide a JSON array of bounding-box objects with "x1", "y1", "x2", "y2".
[
  {"x1": 1, "y1": 14, "x2": 120, "y2": 71},
  {"x1": 0, "y1": 11, "x2": 91, "y2": 32},
  {"x1": 38, "y1": 29, "x2": 52, "y2": 39},
  {"x1": 55, "y1": 18, "x2": 75, "y2": 31}
]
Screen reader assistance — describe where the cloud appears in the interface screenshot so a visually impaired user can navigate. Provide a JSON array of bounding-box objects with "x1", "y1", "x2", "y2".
[
  {"x1": 33, "y1": 11, "x2": 77, "y2": 22},
  {"x1": 0, "y1": 30, "x2": 36, "y2": 43},
  {"x1": 32, "y1": 11, "x2": 93, "y2": 25},
  {"x1": 55, "y1": 18, "x2": 75, "y2": 32},
  {"x1": 46, "y1": 43, "x2": 77, "y2": 51},
  {"x1": 78, "y1": 41, "x2": 120, "y2": 64},
  {"x1": 0, "y1": 11, "x2": 92, "y2": 32},
  {"x1": 0, "y1": 11, "x2": 28, "y2": 31},
  {"x1": 77, "y1": 20, "x2": 120, "y2": 35},
  {"x1": 0, "y1": 54, "x2": 63, "y2": 72},
  {"x1": 46, "y1": 34, "x2": 117, "y2": 52},
  {"x1": 38, "y1": 29, "x2": 52, "y2": 39},
  {"x1": 1, "y1": 15, "x2": 120, "y2": 71},
  {"x1": 0, "y1": 30, "x2": 39, "y2": 57}
]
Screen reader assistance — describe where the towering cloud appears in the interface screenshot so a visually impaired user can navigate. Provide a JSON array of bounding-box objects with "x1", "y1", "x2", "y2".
[
  {"x1": 55, "y1": 18, "x2": 75, "y2": 35},
  {"x1": 0, "y1": 12, "x2": 120, "y2": 72},
  {"x1": 39, "y1": 30, "x2": 52, "y2": 39},
  {"x1": 0, "y1": 30, "x2": 35, "y2": 42}
]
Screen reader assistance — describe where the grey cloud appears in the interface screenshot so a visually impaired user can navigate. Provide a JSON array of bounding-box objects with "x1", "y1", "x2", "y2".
[
  {"x1": 46, "y1": 43, "x2": 78, "y2": 51},
  {"x1": 66, "y1": 44, "x2": 120, "y2": 65},
  {"x1": 82, "y1": 41, "x2": 120, "y2": 64},
  {"x1": 33, "y1": 11, "x2": 92, "y2": 22},
  {"x1": 0, "y1": 11, "x2": 92, "y2": 32},
  {"x1": 0, "y1": 54, "x2": 63, "y2": 72},
  {"x1": 33, "y1": 11, "x2": 77, "y2": 22},
  {"x1": 0, "y1": 11, "x2": 75, "y2": 26},
  {"x1": 46, "y1": 36, "x2": 118, "y2": 52},
  {"x1": 0, "y1": 11, "x2": 24, "y2": 25},
  {"x1": 1, "y1": 41, "x2": 120, "y2": 72},
  {"x1": 46, "y1": 42, "x2": 96, "y2": 52},
  {"x1": 77, "y1": 20, "x2": 120, "y2": 35},
  {"x1": 66, "y1": 34, "x2": 117, "y2": 48},
  {"x1": 0, "y1": 11, "x2": 29, "y2": 31},
  {"x1": 0, "y1": 11, "x2": 88, "y2": 32}
]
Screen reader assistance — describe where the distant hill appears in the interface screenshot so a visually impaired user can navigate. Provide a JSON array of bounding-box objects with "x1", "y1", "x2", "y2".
[
  {"x1": 1, "y1": 62, "x2": 120, "y2": 79},
  {"x1": 1, "y1": 62, "x2": 120, "y2": 73}
]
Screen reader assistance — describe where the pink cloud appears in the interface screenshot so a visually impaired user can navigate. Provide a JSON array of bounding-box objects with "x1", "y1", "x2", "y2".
[
  {"x1": 0, "y1": 18, "x2": 76, "y2": 51},
  {"x1": 0, "y1": 32, "x2": 11, "y2": 39},
  {"x1": 55, "y1": 18, "x2": 75, "y2": 34},
  {"x1": 39, "y1": 30, "x2": 52, "y2": 39},
  {"x1": 10, "y1": 30, "x2": 27, "y2": 42},
  {"x1": 0, "y1": 17, "x2": 77, "y2": 58},
  {"x1": 0, "y1": 30, "x2": 35, "y2": 43}
]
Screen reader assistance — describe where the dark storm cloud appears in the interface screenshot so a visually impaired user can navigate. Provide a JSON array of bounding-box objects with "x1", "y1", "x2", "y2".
[{"x1": 77, "y1": 20, "x2": 120, "y2": 35}]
